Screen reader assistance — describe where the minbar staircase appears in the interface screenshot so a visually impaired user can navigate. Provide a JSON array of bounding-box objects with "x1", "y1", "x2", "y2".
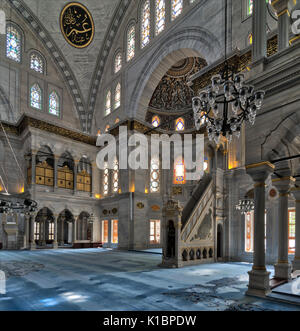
[{"x1": 161, "y1": 173, "x2": 216, "y2": 268}]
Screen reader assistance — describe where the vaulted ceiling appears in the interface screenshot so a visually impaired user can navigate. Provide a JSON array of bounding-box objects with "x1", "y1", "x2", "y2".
[{"x1": 8, "y1": 0, "x2": 131, "y2": 132}]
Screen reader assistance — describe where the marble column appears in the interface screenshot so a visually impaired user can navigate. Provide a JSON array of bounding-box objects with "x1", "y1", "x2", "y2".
[
  {"x1": 73, "y1": 160, "x2": 79, "y2": 195},
  {"x1": 53, "y1": 215, "x2": 58, "y2": 249},
  {"x1": 31, "y1": 152, "x2": 37, "y2": 186},
  {"x1": 60, "y1": 217, "x2": 65, "y2": 246},
  {"x1": 30, "y1": 214, "x2": 36, "y2": 250},
  {"x1": 72, "y1": 218, "x2": 77, "y2": 244},
  {"x1": 291, "y1": 187, "x2": 300, "y2": 271},
  {"x1": 24, "y1": 214, "x2": 30, "y2": 249},
  {"x1": 271, "y1": 0, "x2": 291, "y2": 51},
  {"x1": 245, "y1": 162, "x2": 275, "y2": 297},
  {"x1": 252, "y1": 0, "x2": 267, "y2": 63},
  {"x1": 272, "y1": 177, "x2": 294, "y2": 280},
  {"x1": 54, "y1": 156, "x2": 59, "y2": 190}
]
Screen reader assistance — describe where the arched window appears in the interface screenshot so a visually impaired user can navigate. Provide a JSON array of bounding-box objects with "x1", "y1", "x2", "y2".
[
  {"x1": 30, "y1": 84, "x2": 42, "y2": 110},
  {"x1": 141, "y1": 0, "x2": 151, "y2": 48},
  {"x1": 105, "y1": 91, "x2": 111, "y2": 116},
  {"x1": 112, "y1": 158, "x2": 119, "y2": 193},
  {"x1": 49, "y1": 91, "x2": 60, "y2": 116},
  {"x1": 155, "y1": 0, "x2": 165, "y2": 35},
  {"x1": 150, "y1": 158, "x2": 160, "y2": 193},
  {"x1": 30, "y1": 52, "x2": 44, "y2": 74},
  {"x1": 175, "y1": 118, "x2": 185, "y2": 131},
  {"x1": 174, "y1": 158, "x2": 186, "y2": 184},
  {"x1": 152, "y1": 115, "x2": 160, "y2": 128},
  {"x1": 6, "y1": 24, "x2": 21, "y2": 62},
  {"x1": 248, "y1": 33, "x2": 253, "y2": 45},
  {"x1": 127, "y1": 24, "x2": 135, "y2": 61},
  {"x1": 171, "y1": 0, "x2": 183, "y2": 21},
  {"x1": 114, "y1": 52, "x2": 122, "y2": 73},
  {"x1": 115, "y1": 118, "x2": 120, "y2": 124},
  {"x1": 114, "y1": 83, "x2": 121, "y2": 109},
  {"x1": 103, "y1": 162, "x2": 109, "y2": 196}
]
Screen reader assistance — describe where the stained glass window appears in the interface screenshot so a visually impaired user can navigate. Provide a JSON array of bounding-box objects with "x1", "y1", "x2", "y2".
[
  {"x1": 174, "y1": 158, "x2": 186, "y2": 185},
  {"x1": 105, "y1": 124, "x2": 110, "y2": 132},
  {"x1": 150, "y1": 220, "x2": 161, "y2": 244},
  {"x1": 6, "y1": 25, "x2": 21, "y2": 62},
  {"x1": 115, "y1": 83, "x2": 121, "y2": 109},
  {"x1": 171, "y1": 0, "x2": 183, "y2": 21},
  {"x1": 102, "y1": 220, "x2": 109, "y2": 243},
  {"x1": 175, "y1": 118, "x2": 185, "y2": 131},
  {"x1": 30, "y1": 84, "x2": 42, "y2": 110},
  {"x1": 112, "y1": 159, "x2": 119, "y2": 193},
  {"x1": 155, "y1": 0, "x2": 165, "y2": 35},
  {"x1": 105, "y1": 91, "x2": 111, "y2": 116},
  {"x1": 49, "y1": 91, "x2": 60, "y2": 116},
  {"x1": 111, "y1": 220, "x2": 119, "y2": 244},
  {"x1": 115, "y1": 53, "x2": 122, "y2": 73},
  {"x1": 115, "y1": 118, "x2": 120, "y2": 124},
  {"x1": 150, "y1": 158, "x2": 160, "y2": 193},
  {"x1": 141, "y1": 0, "x2": 151, "y2": 48},
  {"x1": 289, "y1": 209, "x2": 296, "y2": 254},
  {"x1": 127, "y1": 25, "x2": 135, "y2": 61},
  {"x1": 30, "y1": 53, "x2": 44, "y2": 73},
  {"x1": 152, "y1": 115, "x2": 160, "y2": 128}
]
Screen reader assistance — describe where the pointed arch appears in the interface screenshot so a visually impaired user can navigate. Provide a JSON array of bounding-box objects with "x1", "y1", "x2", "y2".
[
  {"x1": 6, "y1": 22, "x2": 22, "y2": 62},
  {"x1": 30, "y1": 51, "x2": 45, "y2": 74},
  {"x1": 141, "y1": 0, "x2": 151, "y2": 48},
  {"x1": 127, "y1": 24, "x2": 136, "y2": 62},
  {"x1": 49, "y1": 91, "x2": 60, "y2": 116}
]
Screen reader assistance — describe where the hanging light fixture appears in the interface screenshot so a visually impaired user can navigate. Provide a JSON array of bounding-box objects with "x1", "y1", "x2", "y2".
[
  {"x1": 236, "y1": 199, "x2": 254, "y2": 215},
  {"x1": 0, "y1": 198, "x2": 38, "y2": 215},
  {"x1": 192, "y1": 0, "x2": 265, "y2": 144}
]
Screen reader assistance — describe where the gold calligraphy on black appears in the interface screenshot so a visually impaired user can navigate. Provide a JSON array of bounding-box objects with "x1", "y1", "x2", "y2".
[{"x1": 60, "y1": 3, "x2": 94, "y2": 48}]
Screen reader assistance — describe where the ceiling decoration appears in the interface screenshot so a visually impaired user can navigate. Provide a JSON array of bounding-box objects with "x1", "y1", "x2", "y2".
[
  {"x1": 146, "y1": 57, "x2": 207, "y2": 132},
  {"x1": 60, "y1": 2, "x2": 95, "y2": 49},
  {"x1": 149, "y1": 57, "x2": 207, "y2": 112}
]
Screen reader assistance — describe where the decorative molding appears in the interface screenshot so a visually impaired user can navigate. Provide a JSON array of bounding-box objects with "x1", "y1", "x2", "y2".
[{"x1": 1, "y1": 115, "x2": 96, "y2": 146}]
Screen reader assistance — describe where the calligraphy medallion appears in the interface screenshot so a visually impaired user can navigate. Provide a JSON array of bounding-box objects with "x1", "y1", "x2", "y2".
[{"x1": 60, "y1": 2, "x2": 94, "y2": 48}]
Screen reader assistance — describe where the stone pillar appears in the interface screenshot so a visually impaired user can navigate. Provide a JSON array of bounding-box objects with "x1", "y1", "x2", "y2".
[
  {"x1": 53, "y1": 215, "x2": 58, "y2": 249},
  {"x1": 54, "y1": 155, "x2": 59, "y2": 190},
  {"x1": 245, "y1": 162, "x2": 275, "y2": 297},
  {"x1": 272, "y1": 177, "x2": 294, "y2": 280},
  {"x1": 73, "y1": 160, "x2": 79, "y2": 195},
  {"x1": 30, "y1": 214, "x2": 36, "y2": 250},
  {"x1": 72, "y1": 217, "x2": 77, "y2": 244},
  {"x1": 252, "y1": 0, "x2": 267, "y2": 63},
  {"x1": 31, "y1": 152, "x2": 37, "y2": 186},
  {"x1": 271, "y1": 0, "x2": 290, "y2": 51},
  {"x1": 24, "y1": 214, "x2": 30, "y2": 249},
  {"x1": 291, "y1": 187, "x2": 300, "y2": 271},
  {"x1": 60, "y1": 217, "x2": 65, "y2": 246}
]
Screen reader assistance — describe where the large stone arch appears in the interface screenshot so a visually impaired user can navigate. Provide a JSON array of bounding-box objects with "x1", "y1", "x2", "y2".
[
  {"x1": 128, "y1": 27, "x2": 222, "y2": 121},
  {"x1": 261, "y1": 111, "x2": 300, "y2": 176}
]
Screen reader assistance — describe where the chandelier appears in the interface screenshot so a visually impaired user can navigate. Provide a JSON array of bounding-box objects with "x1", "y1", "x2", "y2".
[
  {"x1": 192, "y1": 0, "x2": 265, "y2": 144},
  {"x1": 0, "y1": 198, "x2": 38, "y2": 215},
  {"x1": 236, "y1": 199, "x2": 254, "y2": 215}
]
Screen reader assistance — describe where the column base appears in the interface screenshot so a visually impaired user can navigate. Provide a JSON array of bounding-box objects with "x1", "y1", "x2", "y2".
[
  {"x1": 275, "y1": 262, "x2": 291, "y2": 280},
  {"x1": 29, "y1": 242, "x2": 36, "y2": 250},
  {"x1": 53, "y1": 242, "x2": 58, "y2": 249},
  {"x1": 292, "y1": 258, "x2": 300, "y2": 272},
  {"x1": 246, "y1": 269, "x2": 271, "y2": 298}
]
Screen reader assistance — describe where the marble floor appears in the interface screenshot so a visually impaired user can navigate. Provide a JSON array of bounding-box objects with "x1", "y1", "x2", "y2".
[{"x1": 0, "y1": 248, "x2": 299, "y2": 311}]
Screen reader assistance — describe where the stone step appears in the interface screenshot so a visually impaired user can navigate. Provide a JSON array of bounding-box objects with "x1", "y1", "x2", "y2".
[{"x1": 267, "y1": 292, "x2": 300, "y2": 306}]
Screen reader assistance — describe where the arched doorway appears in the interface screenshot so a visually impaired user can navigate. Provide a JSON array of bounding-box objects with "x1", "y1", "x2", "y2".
[
  {"x1": 35, "y1": 207, "x2": 55, "y2": 247},
  {"x1": 77, "y1": 212, "x2": 92, "y2": 241},
  {"x1": 217, "y1": 223, "x2": 223, "y2": 260},
  {"x1": 166, "y1": 220, "x2": 175, "y2": 258},
  {"x1": 58, "y1": 210, "x2": 75, "y2": 246}
]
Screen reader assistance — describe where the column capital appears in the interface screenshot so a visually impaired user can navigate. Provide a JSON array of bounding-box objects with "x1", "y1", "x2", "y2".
[
  {"x1": 246, "y1": 161, "x2": 275, "y2": 183},
  {"x1": 272, "y1": 176, "x2": 295, "y2": 193},
  {"x1": 271, "y1": 0, "x2": 291, "y2": 17}
]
